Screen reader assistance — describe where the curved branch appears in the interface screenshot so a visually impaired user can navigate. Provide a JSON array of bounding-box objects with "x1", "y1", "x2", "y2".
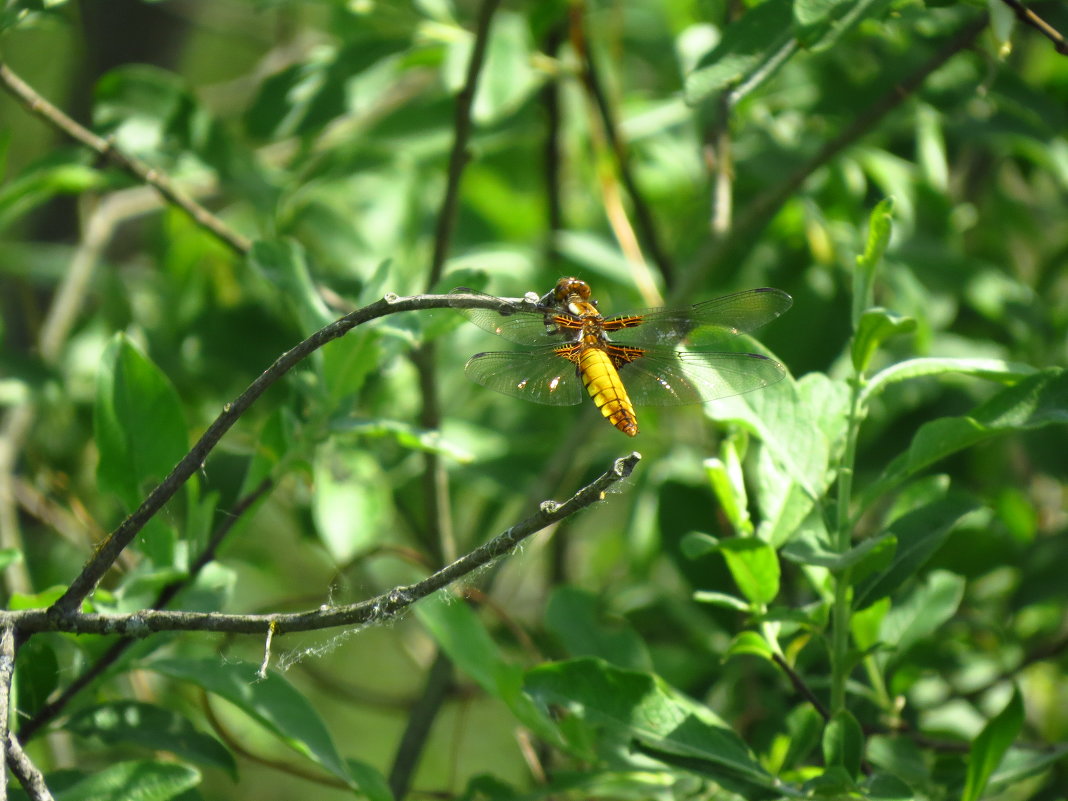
[
  {"x1": 46, "y1": 290, "x2": 531, "y2": 620},
  {"x1": 22, "y1": 453, "x2": 641, "y2": 637}
]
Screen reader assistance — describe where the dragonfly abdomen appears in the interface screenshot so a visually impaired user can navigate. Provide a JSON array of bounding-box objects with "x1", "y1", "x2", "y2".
[{"x1": 578, "y1": 346, "x2": 639, "y2": 437}]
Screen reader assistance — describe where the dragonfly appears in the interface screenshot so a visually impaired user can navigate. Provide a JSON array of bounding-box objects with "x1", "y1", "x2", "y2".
[{"x1": 450, "y1": 277, "x2": 792, "y2": 436}]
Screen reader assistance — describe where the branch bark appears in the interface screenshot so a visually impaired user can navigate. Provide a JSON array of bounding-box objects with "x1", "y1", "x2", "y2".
[{"x1": 20, "y1": 453, "x2": 640, "y2": 637}]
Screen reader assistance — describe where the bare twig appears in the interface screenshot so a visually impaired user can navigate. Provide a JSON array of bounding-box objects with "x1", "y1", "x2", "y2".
[
  {"x1": 541, "y1": 22, "x2": 567, "y2": 270},
  {"x1": 426, "y1": 0, "x2": 502, "y2": 289},
  {"x1": 45, "y1": 290, "x2": 518, "y2": 620},
  {"x1": 20, "y1": 452, "x2": 641, "y2": 637},
  {"x1": 5, "y1": 733, "x2": 54, "y2": 801},
  {"x1": 706, "y1": 92, "x2": 735, "y2": 237},
  {"x1": 0, "y1": 61, "x2": 252, "y2": 255},
  {"x1": 996, "y1": 0, "x2": 1068, "y2": 54},
  {"x1": 388, "y1": 650, "x2": 454, "y2": 800},
  {"x1": 0, "y1": 625, "x2": 12, "y2": 801},
  {"x1": 771, "y1": 652, "x2": 830, "y2": 721},
  {"x1": 415, "y1": 0, "x2": 501, "y2": 574},
  {"x1": 570, "y1": 3, "x2": 675, "y2": 292}
]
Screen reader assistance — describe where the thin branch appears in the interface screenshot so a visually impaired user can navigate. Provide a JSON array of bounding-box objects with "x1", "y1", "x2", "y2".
[
  {"x1": 5, "y1": 733, "x2": 54, "y2": 801},
  {"x1": 426, "y1": 0, "x2": 502, "y2": 289},
  {"x1": 21, "y1": 452, "x2": 641, "y2": 637},
  {"x1": 18, "y1": 477, "x2": 277, "y2": 741},
  {"x1": 570, "y1": 3, "x2": 676, "y2": 291},
  {"x1": 417, "y1": 0, "x2": 500, "y2": 571},
  {"x1": 705, "y1": 92, "x2": 735, "y2": 237},
  {"x1": 771, "y1": 652, "x2": 830, "y2": 721},
  {"x1": 683, "y1": 14, "x2": 989, "y2": 300},
  {"x1": 541, "y1": 22, "x2": 567, "y2": 270},
  {"x1": 46, "y1": 290, "x2": 515, "y2": 620},
  {"x1": 388, "y1": 650, "x2": 454, "y2": 800},
  {"x1": 0, "y1": 61, "x2": 252, "y2": 255},
  {"x1": 0, "y1": 625, "x2": 12, "y2": 801},
  {"x1": 996, "y1": 0, "x2": 1068, "y2": 54}
]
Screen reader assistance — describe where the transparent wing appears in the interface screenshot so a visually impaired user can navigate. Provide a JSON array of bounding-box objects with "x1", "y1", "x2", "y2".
[
  {"x1": 449, "y1": 288, "x2": 581, "y2": 346},
  {"x1": 463, "y1": 349, "x2": 584, "y2": 406},
  {"x1": 617, "y1": 348, "x2": 787, "y2": 406},
  {"x1": 605, "y1": 288, "x2": 792, "y2": 347}
]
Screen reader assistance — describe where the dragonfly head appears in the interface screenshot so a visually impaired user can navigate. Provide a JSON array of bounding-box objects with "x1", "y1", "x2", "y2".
[{"x1": 553, "y1": 277, "x2": 591, "y2": 303}]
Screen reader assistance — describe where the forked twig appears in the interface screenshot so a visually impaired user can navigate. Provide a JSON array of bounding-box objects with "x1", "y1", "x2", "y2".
[{"x1": 15, "y1": 452, "x2": 641, "y2": 637}]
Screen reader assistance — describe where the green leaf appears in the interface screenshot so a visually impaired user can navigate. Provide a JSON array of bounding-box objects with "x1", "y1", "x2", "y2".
[
  {"x1": 986, "y1": 744, "x2": 1068, "y2": 796},
  {"x1": 779, "y1": 704, "x2": 824, "y2": 772},
  {"x1": 15, "y1": 635, "x2": 59, "y2": 719},
  {"x1": 67, "y1": 701, "x2": 236, "y2": 776},
  {"x1": 854, "y1": 495, "x2": 979, "y2": 608},
  {"x1": 245, "y1": 40, "x2": 405, "y2": 140},
  {"x1": 851, "y1": 308, "x2": 916, "y2": 373},
  {"x1": 725, "y1": 630, "x2": 775, "y2": 660},
  {"x1": 0, "y1": 547, "x2": 22, "y2": 571},
  {"x1": 416, "y1": 590, "x2": 562, "y2": 746},
  {"x1": 346, "y1": 759, "x2": 396, "y2": 801},
  {"x1": 694, "y1": 590, "x2": 750, "y2": 613},
  {"x1": 962, "y1": 688, "x2": 1025, "y2": 801},
  {"x1": 781, "y1": 526, "x2": 896, "y2": 576},
  {"x1": 861, "y1": 357, "x2": 1037, "y2": 405},
  {"x1": 545, "y1": 586, "x2": 653, "y2": 671},
  {"x1": 867, "y1": 735, "x2": 929, "y2": 788},
  {"x1": 680, "y1": 531, "x2": 720, "y2": 559},
  {"x1": 705, "y1": 434, "x2": 751, "y2": 534},
  {"x1": 454, "y1": 11, "x2": 540, "y2": 124},
  {"x1": 863, "y1": 369, "x2": 1068, "y2": 504},
  {"x1": 850, "y1": 597, "x2": 889, "y2": 653},
  {"x1": 684, "y1": 0, "x2": 795, "y2": 105},
  {"x1": 248, "y1": 239, "x2": 333, "y2": 333},
  {"x1": 49, "y1": 760, "x2": 200, "y2": 801},
  {"x1": 710, "y1": 372, "x2": 849, "y2": 502},
  {"x1": 524, "y1": 658, "x2": 778, "y2": 797},
  {"x1": 0, "y1": 157, "x2": 105, "y2": 232},
  {"x1": 719, "y1": 539, "x2": 780, "y2": 606},
  {"x1": 853, "y1": 198, "x2": 894, "y2": 328},
  {"x1": 823, "y1": 708, "x2": 864, "y2": 781},
  {"x1": 864, "y1": 771, "x2": 915, "y2": 800},
  {"x1": 880, "y1": 570, "x2": 964, "y2": 658},
  {"x1": 94, "y1": 334, "x2": 188, "y2": 511},
  {"x1": 799, "y1": 0, "x2": 898, "y2": 50},
  {"x1": 321, "y1": 329, "x2": 381, "y2": 404},
  {"x1": 147, "y1": 658, "x2": 351, "y2": 785},
  {"x1": 312, "y1": 445, "x2": 391, "y2": 563}
]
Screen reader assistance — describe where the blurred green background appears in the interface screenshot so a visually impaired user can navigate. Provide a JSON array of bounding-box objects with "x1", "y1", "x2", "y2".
[{"x1": 1, "y1": 0, "x2": 1066, "y2": 798}]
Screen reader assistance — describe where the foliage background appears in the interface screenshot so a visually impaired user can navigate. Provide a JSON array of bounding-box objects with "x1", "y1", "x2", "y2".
[{"x1": 0, "y1": 0, "x2": 1066, "y2": 799}]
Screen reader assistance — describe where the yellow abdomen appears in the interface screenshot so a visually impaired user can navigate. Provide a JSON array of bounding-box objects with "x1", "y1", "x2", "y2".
[{"x1": 578, "y1": 347, "x2": 638, "y2": 436}]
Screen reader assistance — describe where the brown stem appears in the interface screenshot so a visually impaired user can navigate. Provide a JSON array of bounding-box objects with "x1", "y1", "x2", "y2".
[
  {"x1": 996, "y1": 0, "x2": 1068, "y2": 54},
  {"x1": 426, "y1": 0, "x2": 502, "y2": 290},
  {"x1": 570, "y1": 3, "x2": 676, "y2": 290}
]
